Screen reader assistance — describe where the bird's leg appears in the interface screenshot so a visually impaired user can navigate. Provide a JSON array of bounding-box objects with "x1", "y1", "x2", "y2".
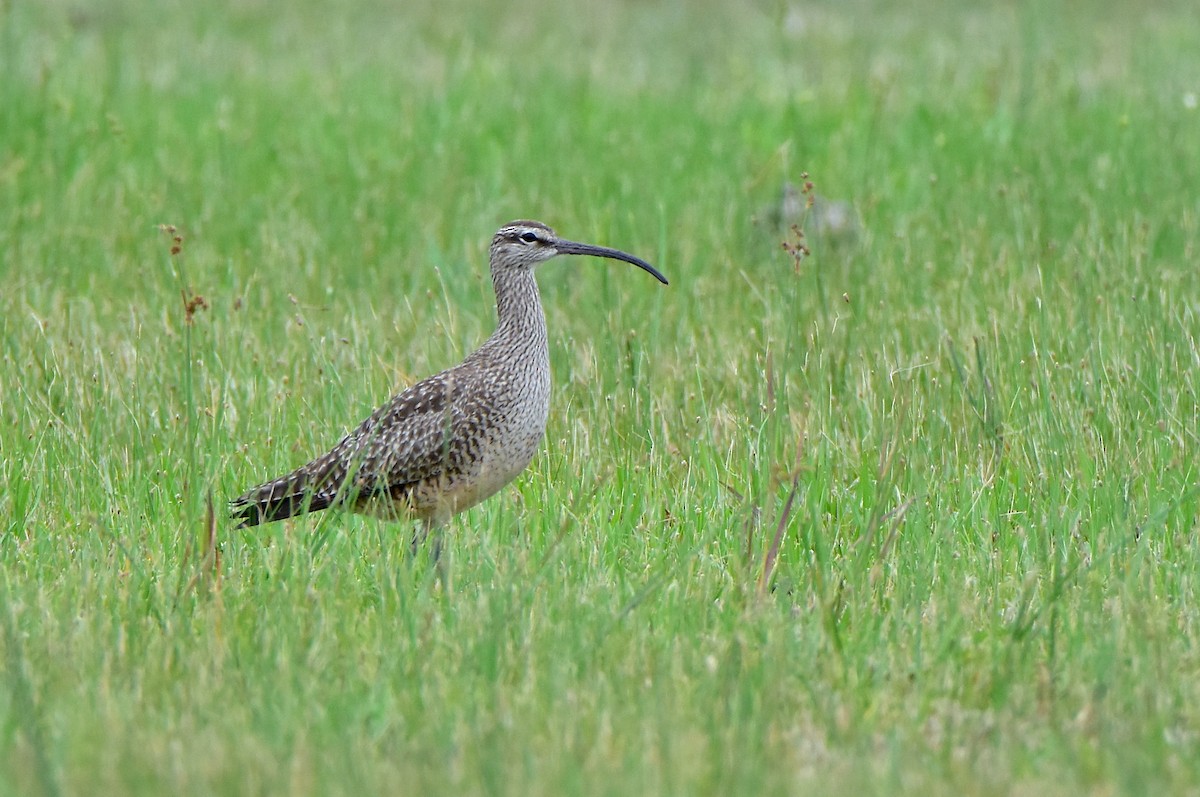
[
  {"x1": 431, "y1": 531, "x2": 449, "y2": 592},
  {"x1": 408, "y1": 519, "x2": 443, "y2": 557},
  {"x1": 409, "y1": 519, "x2": 448, "y2": 587},
  {"x1": 408, "y1": 523, "x2": 428, "y2": 558},
  {"x1": 429, "y1": 531, "x2": 444, "y2": 568}
]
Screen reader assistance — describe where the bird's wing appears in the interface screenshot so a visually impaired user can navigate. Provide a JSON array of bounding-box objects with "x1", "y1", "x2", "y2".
[
  {"x1": 229, "y1": 363, "x2": 500, "y2": 527},
  {"x1": 325, "y1": 365, "x2": 495, "y2": 504}
]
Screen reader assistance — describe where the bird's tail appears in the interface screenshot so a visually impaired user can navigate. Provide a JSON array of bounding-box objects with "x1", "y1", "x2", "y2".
[{"x1": 230, "y1": 459, "x2": 342, "y2": 528}]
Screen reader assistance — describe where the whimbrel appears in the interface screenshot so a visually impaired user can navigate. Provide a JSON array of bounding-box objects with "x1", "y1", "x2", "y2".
[{"x1": 230, "y1": 220, "x2": 667, "y2": 556}]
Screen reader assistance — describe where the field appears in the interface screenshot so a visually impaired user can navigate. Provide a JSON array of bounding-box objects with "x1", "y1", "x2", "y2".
[{"x1": 3, "y1": 0, "x2": 1199, "y2": 794}]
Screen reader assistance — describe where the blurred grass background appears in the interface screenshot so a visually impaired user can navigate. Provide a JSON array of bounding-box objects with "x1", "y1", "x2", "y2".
[{"x1": 2, "y1": 0, "x2": 1199, "y2": 794}]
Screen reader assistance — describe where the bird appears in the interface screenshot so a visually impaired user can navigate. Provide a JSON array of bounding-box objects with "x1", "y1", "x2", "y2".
[{"x1": 230, "y1": 220, "x2": 668, "y2": 559}]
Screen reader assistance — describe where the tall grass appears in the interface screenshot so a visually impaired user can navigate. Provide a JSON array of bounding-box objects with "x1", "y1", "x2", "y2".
[{"x1": 2, "y1": 0, "x2": 1199, "y2": 794}]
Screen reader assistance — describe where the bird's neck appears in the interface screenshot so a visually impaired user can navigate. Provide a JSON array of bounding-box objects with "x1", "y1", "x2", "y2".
[{"x1": 491, "y1": 269, "x2": 547, "y2": 350}]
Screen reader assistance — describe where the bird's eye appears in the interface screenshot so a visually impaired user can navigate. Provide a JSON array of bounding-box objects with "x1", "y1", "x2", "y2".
[{"x1": 519, "y1": 231, "x2": 539, "y2": 243}]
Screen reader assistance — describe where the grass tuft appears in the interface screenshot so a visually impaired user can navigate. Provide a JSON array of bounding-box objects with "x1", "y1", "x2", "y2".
[{"x1": 3, "y1": 0, "x2": 1200, "y2": 794}]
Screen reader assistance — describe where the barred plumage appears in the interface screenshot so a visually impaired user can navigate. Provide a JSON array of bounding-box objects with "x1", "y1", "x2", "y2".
[{"x1": 230, "y1": 220, "x2": 667, "y2": 550}]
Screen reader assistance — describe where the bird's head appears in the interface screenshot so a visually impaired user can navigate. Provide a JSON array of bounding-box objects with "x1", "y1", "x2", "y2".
[{"x1": 489, "y1": 220, "x2": 668, "y2": 284}]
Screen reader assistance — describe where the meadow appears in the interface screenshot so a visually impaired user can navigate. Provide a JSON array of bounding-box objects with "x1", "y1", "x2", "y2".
[{"x1": 2, "y1": 0, "x2": 1199, "y2": 794}]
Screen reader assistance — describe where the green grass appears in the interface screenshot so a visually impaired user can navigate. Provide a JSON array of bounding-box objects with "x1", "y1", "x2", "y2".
[{"x1": 3, "y1": 0, "x2": 1200, "y2": 793}]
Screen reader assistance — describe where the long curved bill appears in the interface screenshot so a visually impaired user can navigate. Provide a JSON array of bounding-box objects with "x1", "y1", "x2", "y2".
[{"x1": 555, "y1": 239, "x2": 669, "y2": 285}]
